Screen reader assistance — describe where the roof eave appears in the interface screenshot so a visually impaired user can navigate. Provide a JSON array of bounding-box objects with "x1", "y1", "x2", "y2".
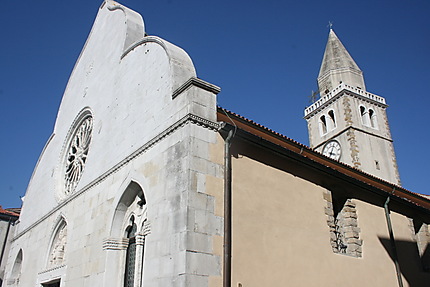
[{"x1": 217, "y1": 108, "x2": 430, "y2": 213}]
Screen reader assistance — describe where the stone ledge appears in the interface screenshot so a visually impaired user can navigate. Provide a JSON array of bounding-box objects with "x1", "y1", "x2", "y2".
[{"x1": 172, "y1": 77, "x2": 221, "y2": 99}]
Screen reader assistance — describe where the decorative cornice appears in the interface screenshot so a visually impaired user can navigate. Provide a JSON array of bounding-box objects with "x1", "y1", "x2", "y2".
[
  {"x1": 172, "y1": 77, "x2": 221, "y2": 99},
  {"x1": 304, "y1": 83, "x2": 387, "y2": 118},
  {"x1": 13, "y1": 114, "x2": 220, "y2": 241},
  {"x1": 38, "y1": 264, "x2": 66, "y2": 275}
]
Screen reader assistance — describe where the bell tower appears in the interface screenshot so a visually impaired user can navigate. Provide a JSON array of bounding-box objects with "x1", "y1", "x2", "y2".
[{"x1": 304, "y1": 29, "x2": 401, "y2": 185}]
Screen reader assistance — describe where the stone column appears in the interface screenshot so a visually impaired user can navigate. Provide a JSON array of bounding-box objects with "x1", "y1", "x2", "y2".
[
  {"x1": 134, "y1": 234, "x2": 145, "y2": 287},
  {"x1": 102, "y1": 238, "x2": 128, "y2": 286}
]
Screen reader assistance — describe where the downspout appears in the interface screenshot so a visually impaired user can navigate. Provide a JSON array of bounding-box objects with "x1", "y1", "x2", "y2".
[
  {"x1": 223, "y1": 129, "x2": 234, "y2": 287},
  {"x1": 0, "y1": 219, "x2": 12, "y2": 268},
  {"x1": 384, "y1": 195, "x2": 404, "y2": 287}
]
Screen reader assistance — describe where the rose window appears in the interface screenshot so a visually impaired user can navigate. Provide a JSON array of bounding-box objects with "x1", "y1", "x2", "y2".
[{"x1": 64, "y1": 116, "x2": 93, "y2": 194}]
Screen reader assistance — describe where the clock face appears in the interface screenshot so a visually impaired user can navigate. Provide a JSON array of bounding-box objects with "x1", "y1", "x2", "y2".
[{"x1": 322, "y1": 140, "x2": 341, "y2": 160}]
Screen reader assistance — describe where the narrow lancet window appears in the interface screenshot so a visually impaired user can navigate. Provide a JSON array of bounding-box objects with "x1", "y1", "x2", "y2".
[
  {"x1": 124, "y1": 216, "x2": 138, "y2": 287},
  {"x1": 107, "y1": 181, "x2": 148, "y2": 287}
]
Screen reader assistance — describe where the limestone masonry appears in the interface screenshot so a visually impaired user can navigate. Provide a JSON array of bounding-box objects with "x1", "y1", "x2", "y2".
[{"x1": 3, "y1": 1, "x2": 430, "y2": 287}]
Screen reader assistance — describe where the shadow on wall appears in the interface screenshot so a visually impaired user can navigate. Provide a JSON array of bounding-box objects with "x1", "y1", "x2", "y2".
[{"x1": 379, "y1": 237, "x2": 430, "y2": 287}]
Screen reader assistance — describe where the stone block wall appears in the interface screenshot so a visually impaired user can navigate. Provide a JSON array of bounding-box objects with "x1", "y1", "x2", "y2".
[
  {"x1": 324, "y1": 190, "x2": 362, "y2": 257},
  {"x1": 409, "y1": 218, "x2": 430, "y2": 271}
]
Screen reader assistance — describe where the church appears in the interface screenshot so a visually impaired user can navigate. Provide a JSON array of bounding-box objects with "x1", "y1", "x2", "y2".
[{"x1": 3, "y1": 1, "x2": 430, "y2": 286}]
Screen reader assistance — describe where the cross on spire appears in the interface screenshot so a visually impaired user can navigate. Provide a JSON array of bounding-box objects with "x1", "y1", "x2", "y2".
[{"x1": 327, "y1": 21, "x2": 333, "y2": 30}]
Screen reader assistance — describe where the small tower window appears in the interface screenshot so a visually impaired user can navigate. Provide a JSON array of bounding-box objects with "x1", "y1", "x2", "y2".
[
  {"x1": 320, "y1": 115, "x2": 327, "y2": 135},
  {"x1": 328, "y1": 110, "x2": 336, "y2": 130},
  {"x1": 369, "y1": 109, "x2": 378, "y2": 129},
  {"x1": 360, "y1": 106, "x2": 370, "y2": 126}
]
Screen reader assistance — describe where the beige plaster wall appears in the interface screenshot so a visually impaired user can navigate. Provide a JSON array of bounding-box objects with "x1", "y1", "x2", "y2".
[
  {"x1": 230, "y1": 154, "x2": 429, "y2": 287},
  {"x1": 207, "y1": 134, "x2": 226, "y2": 287}
]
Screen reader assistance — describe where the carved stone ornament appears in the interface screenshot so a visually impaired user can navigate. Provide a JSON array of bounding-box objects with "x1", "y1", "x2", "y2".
[
  {"x1": 49, "y1": 224, "x2": 67, "y2": 267},
  {"x1": 64, "y1": 116, "x2": 93, "y2": 194}
]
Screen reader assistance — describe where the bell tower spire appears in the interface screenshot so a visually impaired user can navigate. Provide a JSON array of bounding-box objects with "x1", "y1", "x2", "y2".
[
  {"x1": 318, "y1": 29, "x2": 365, "y2": 94},
  {"x1": 304, "y1": 29, "x2": 401, "y2": 185}
]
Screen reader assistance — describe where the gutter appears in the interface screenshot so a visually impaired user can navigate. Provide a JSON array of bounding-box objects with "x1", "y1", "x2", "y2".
[
  {"x1": 0, "y1": 219, "x2": 13, "y2": 269},
  {"x1": 223, "y1": 128, "x2": 234, "y2": 287},
  {"x1": 384, "y1": 195, "x2": 404, "y2": 287}
]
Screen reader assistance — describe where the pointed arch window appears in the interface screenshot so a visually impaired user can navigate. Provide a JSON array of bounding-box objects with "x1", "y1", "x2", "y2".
[
  {"x1": 48, "y1": 220, "x2": 67, "y2": 268},
  {"x1": 103, "y1": 181, "x2": 149, "y2": 286},
  {"x1": 9, "y1": 249, "x2": 23, "y2": 285}
]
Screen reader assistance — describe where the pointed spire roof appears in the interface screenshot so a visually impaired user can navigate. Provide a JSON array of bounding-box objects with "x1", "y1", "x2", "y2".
[
  {"x1": 318, "y1": 29, "x2": 361, "y2": 77},
  {"x1": 317, "y1": 29, "x2": 366, "y2": 93}
]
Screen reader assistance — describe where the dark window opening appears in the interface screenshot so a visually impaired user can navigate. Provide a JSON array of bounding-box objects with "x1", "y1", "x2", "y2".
[
  {"x1": 375, "y1": 160, "x2": 380, "y2": 170},
  {"x1": 328, "y1": 110, "x2": 336, "y2": 127},
  {"x1": 369, "y1": 109, "x2": 377, "y2": 128},
  {"x1": 42, "y1": 280, "x2": 61, "y2": 287},
  {"x1": 124, "y1": 216, "x2": 137, "y2": 287},
  {"x1": 320, "y1": 115, "x2": 327, "y2": 134}
]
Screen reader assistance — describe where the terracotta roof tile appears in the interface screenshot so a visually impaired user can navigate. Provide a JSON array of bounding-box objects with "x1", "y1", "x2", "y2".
[{"x1": 0, "y1": 205, "x2": 20, "y2": 218}]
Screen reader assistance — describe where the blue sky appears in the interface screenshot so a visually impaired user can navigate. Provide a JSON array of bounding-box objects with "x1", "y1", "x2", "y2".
[{"x1": 1, "y1": 0, "x2": 429, "y2": 208}]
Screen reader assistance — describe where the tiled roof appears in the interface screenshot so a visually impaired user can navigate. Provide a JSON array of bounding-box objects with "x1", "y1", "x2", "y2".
[
  {"x1": 217, "y1": 106, "x2": 430, "y2": 211},
  {"x1": 0, "y1": 205, "x2": 20, "y2": 218}
]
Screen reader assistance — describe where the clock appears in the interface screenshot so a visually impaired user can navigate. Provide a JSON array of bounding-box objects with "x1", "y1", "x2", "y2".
[{"x1": 322, "y1": 140, "x2": 341, "y2": 160}]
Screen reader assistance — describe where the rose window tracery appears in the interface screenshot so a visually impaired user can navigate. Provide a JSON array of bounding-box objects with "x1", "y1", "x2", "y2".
[{"x1": 64, "y1": 116, "x2": 93, "y2": 194}]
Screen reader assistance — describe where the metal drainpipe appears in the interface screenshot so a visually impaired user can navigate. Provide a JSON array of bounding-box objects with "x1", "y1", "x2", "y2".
[
  {"x1": 0, "y1": 219, "x2": 12, "y2": 268},
  {"x1": 223, "y1": 129, "x2": 234, "y2": 287},
  {"x1": 384, "y1": 196, "x2": 404, "y2": 287}
]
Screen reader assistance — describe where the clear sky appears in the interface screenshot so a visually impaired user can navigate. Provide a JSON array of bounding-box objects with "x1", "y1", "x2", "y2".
[{"x1": 1, "y1": 0, "x2": 429, "y2": 208}]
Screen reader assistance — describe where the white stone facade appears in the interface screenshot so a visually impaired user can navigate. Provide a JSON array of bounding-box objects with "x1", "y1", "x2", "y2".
[{"x1": 4, "y1": 1, "x2": 222, "y2": 286}]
